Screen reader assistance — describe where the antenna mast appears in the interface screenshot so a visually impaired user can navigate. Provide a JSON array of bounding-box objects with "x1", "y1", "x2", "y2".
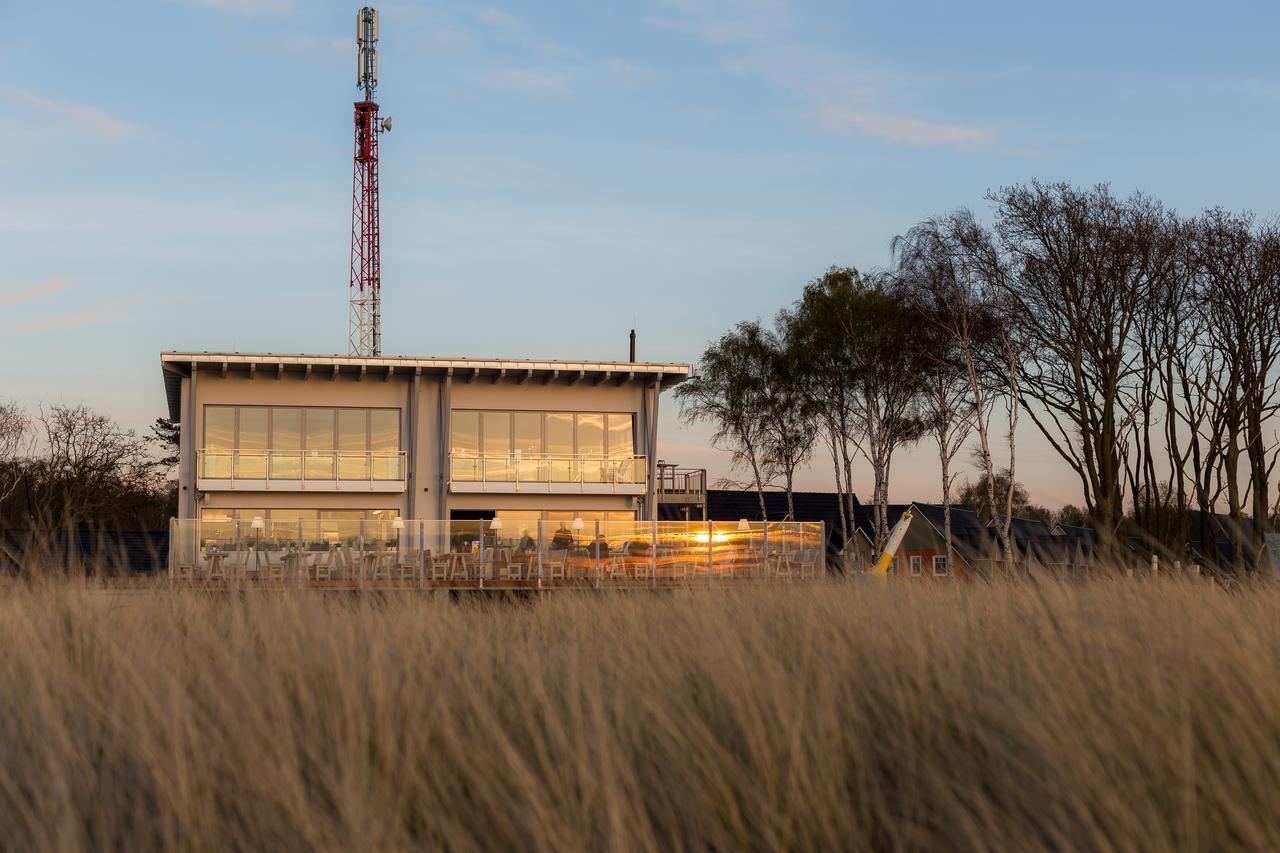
[{"x1": 350, "y1": 6, "x2": 391, "y2": 356}]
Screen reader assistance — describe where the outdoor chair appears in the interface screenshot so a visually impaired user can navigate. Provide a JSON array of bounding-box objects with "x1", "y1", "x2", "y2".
[
  {"x1": 428, "y1": 551, "x2": 450, "y2": 581},
  {"x1": 310, "y1": 549, "x2": 333, "y2": 582},
  {"x1": 264, "y1": 550, "x2": 288, "y2": 582},
  {"x1": 546, "y1": 549, "x2": 568, "y2": 581},
  {"x1": 396, "y1": 549, "x2": 425, "y2": 583}
]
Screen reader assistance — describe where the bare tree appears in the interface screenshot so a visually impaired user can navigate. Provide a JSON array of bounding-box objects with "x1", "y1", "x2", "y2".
[
  {"x1": 1191, "y1": 210, "x2": 1280, "y2": 571},
  {"x1": 762, "y1": 324, "x2": 818, "y2": 520},
  {"x1": 892, "y1": 213, "x2": 1020, "y2": 569},
  {"x1": 31, "y1": 404, "x2": 162, "y2": 528},
  {"x1": 986, "y1": 182, "x2": 1172, "y2": 541},
  {"x1": 0, "y1": 401, "x2": 31, "y2": 507},
  {"x1": 676, "y1": 324, "x2": 777, "y2": 520},
  {"x1": 781, "y1": 268, "x2": 868, "y2": 550}
]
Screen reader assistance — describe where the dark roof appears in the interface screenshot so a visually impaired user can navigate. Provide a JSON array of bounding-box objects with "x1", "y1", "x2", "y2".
[
  {"x1": 993, "y1": 515, "x2": 1053, "y2": 542},
  {"x1": 1052, "y1": 523, "x2": 1098, "y2": 544},
  {"x1": 694, "y1": 489, "x2": 859, "y2": 551},
  {"x1": 910, "y1": 503, "x2": 987, "y2": 536}
]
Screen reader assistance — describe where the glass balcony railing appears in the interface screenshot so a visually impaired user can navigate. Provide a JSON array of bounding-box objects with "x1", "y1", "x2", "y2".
[
  {"x1": 168, "y1": 517, "x2": 827, "y2": 585},
  {"x1": 198, "y1": 449, "x2": 405, "y2": 484},
  {"x1": 449, "y1": 454, "x2": 647, "y2": 487}
]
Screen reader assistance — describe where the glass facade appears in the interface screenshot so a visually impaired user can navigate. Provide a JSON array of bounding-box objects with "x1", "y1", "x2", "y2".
[
  {"x1": 449, "y1": 410, "x2": 640, "y2": 484},
  {"x1": 201, "y1": 406, "x2": 402, "y2": 480},
  {"x1": 451, "y1": 410, "x2": 635, "y2": 458}
]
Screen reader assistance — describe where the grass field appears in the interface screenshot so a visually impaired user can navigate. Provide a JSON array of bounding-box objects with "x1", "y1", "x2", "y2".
[{"x1": 0, "y1": 579, "x2": 1276, "y2": 851}]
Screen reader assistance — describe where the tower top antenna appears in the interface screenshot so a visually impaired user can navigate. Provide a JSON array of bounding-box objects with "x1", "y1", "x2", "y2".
[
  {"x1": 357, "y1": 7, "x2": 379, "y2": 102},
  {"x1": 349, "y1": 7, "x2": 390, "y2": 357}
]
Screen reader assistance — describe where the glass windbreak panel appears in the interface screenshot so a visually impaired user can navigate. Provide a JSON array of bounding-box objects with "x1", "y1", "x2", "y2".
[
  {"x1": 607, "y1": 413, "x2": 634, "y2": 458},
  {"x1": 268, "y1": 509, "x2": 315, "y2": 547},
  {"x1": 495, "y1": 510, "x2": 540, "y2": 552},
  {"x1": 452, "y1": 410, "x2": 479, "y2": 456},
  {"x1": 370, "y1": 409, "x2": 401, "y2": 480},
  {"x1": 605, "y1": 456, "x2": 642, "y2": 484},
  {"x1": 236, "y1": 408, "x2": 268, "y2": 478},
  {"x1": 271, "y1": 408, "x2": 302, "y2": 478},
  {"x1": 451, "y1": 456, "x2": 481, "y2": 481},
  {"x1": 514, "y1": 412, "x2": 541, "y2": 455},
  {"x1": 482, "y1": 411, "x2": 511, "y2": 456},
  {"x1": 338, "y1": 409, "x2": 368, "y2": 479},
  {"x1": 576, "y1": 413, "x2": 604, "y2": 456},
  {"x1": 305, "y1": 408, "x2": 335, "y2": 479}
]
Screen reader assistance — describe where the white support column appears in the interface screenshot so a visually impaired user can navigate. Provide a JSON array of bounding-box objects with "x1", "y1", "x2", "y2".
[
  {"x1": 439, "y1": 370, "x2": 452, "y2": 519},
  {"x1": 185, "y1": 362, "x2": 198, "y2": 519}
]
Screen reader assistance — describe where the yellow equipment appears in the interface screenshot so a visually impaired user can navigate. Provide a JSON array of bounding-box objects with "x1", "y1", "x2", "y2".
[{"x1": 870, "y1": 508, "x2": 913, "y2": 576}]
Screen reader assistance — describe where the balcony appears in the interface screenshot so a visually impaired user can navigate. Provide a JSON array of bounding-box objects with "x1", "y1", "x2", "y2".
[
  {"x1": 449, "y1": 454, "x2": 647, "y2": 494},
  {"x1": 197, "y1": 449, "x2": 406, "y2": 492}
]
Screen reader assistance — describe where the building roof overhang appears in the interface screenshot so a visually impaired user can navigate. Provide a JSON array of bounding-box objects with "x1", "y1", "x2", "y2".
[{"x1": 160, "y1": 351, "x2": 691, "y2": 422}]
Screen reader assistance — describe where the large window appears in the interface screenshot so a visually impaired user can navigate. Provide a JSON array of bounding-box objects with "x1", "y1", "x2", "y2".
[
  {"x1": 202, "y1": 406, "x2": 402, "y2": 480},
  {"x1": 451, "y1": 410, "x2": 635, "y2": 458},
  {"x1": 450, "y1": 410, "x2": 639, "y2": 483}
]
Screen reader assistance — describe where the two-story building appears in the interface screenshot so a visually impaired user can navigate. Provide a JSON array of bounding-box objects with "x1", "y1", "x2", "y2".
[{"x1": 161, "y1": 351, "x2": 689, "y2": 532}]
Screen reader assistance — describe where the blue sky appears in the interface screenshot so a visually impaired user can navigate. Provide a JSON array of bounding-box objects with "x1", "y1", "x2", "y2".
[{"x1": 3, "y1": 0, "x2": 1279, "y2": 507}]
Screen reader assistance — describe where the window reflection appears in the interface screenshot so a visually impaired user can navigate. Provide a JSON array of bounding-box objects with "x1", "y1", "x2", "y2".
[
  {"x1": 199, "y1": 406, "x2": 401, "y2": 481},
  {"x1": 449, "y1": 409, "x2": 640, "y2": 483}
]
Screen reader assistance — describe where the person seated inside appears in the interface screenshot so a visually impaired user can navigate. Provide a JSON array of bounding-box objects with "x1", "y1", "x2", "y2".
[
  {"x1": 550, "y1": 525, "x2": 575, "y2": 551},
  {"x1": 516, "y1": 528, "x2": 536, "y2": 554},
  {"x1": 587, "y1": 535, "x2": 610, "y2": 559}
]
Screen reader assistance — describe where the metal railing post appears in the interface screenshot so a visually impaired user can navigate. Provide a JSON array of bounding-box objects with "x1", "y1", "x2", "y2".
[
  {"x1": 537, "y1": 520, "x2": 544, "y2": 589},
  {"x1": 707, "y1": 519, "x2": 714, "y2": 585},
  {"x1": 233, "y1": 519, "x2": 241, "y2": 590},
  {"x1": 651, "y1": 518, "x2": 657, "y2": 589},
  {"x1": 594, "y1": 520, "x2": 601, "y2": 588},
  {"x1": 297, "y1": 519, "x2": 303, "y2": 587},
  {"x1": 478, "y1": 520, "x2": 486, "y2": 586},
  {"x1": 359, "y1": 519, "x2": 366, "y2": 589},
  {"x1": 762, "y1": 522, "x2": 770, "y2": 579}
]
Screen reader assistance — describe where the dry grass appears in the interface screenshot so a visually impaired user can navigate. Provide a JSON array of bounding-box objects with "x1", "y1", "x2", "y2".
[{"x1": 0, "y1": 579, "x2": 1277, "y2": 851}]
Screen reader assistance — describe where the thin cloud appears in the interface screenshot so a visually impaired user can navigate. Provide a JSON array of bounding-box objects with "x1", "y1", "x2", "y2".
[
  {"x1": 652, "y1": 1, "x2": 997, "y2": 151},
  {"x1": 0, "y1": 279, "x2": 67, "y2": 311},
  {"x1": 184, "y1": 0, "x2": 294, "y2": 15},
  {"x1": 14, "y1": 92, "x2": 133, "y2": 140},
  {"x1": 489, "y1": 68, "x2": 567, "y2": 96},
  {"x1": 817, "y1": 109, "x2": 994, "y2": 149},
  {"x1": 606, "y1": 57, "x2": 648, "y2": 87},
  {"x1": 475, "y1": 6, "x2": 522, "y2": 30},
  {"x1": 1, "y1": 306, "x2": 121, "y2": 335},
  {"x1": 276, "y1": 33, "x2": 348, "y2": 62},
  {"x1": 649, "y1": 0, "x2": 785, "y2": 44}
]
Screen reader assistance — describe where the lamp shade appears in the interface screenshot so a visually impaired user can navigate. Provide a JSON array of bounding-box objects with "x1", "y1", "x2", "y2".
[
  {"x1": 572, "y1": 516, "x2": 585, "y2": 531},
  {"x1": 737, "y1": 518, "x2": 751, "y2": 532},
  {"x1": 392, "y1": 516, "x2": 404, "y2": 529},
  {"x1": 250, "y1": 516, "x2": 265, "y2": 531},
  {"x1": 489, "y1": 516, "x2": 504, "y2": 531}
]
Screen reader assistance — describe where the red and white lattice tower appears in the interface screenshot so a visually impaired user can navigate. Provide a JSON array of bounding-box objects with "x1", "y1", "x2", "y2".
[{"x1": 350, "y1": 7, "x2": 391, "y2": 356}]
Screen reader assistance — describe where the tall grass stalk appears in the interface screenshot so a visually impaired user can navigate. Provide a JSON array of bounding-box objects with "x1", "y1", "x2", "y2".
[{"x1": 0, "y1": 580, "x2": 1276, "y2": 851}]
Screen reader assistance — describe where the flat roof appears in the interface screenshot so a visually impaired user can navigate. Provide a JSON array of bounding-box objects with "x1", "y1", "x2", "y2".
[{"x1": 161, "y1": 351, "x2": 691, "y2": 421}]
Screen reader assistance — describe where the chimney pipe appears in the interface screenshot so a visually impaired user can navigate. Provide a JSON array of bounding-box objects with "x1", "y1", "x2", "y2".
[{"x1": 629, "y1": 329, "x2": 636, "y2": 362}]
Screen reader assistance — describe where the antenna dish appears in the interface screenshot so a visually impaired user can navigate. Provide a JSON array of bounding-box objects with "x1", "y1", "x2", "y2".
[{"x1": 381, "y1": 117, "x2": 392, "y2": 132}]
